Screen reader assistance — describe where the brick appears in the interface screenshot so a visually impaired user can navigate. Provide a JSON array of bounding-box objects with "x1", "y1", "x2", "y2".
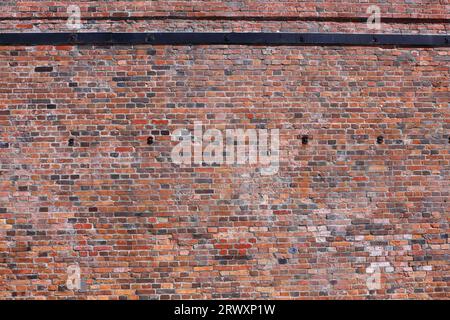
[{"x1": 34, "y1": 66, "x2": 53, "y2": 72}]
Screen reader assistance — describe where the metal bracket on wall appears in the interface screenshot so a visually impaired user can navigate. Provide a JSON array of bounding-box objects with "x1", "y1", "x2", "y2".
[{"x1": 0, "y1": 32, "x2": 448, "y2": 47}]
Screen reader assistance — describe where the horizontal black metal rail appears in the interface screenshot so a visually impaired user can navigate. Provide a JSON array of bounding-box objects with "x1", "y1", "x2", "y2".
[{"x1": 0, "y1": 32, "x2": 448, "y2": 47}]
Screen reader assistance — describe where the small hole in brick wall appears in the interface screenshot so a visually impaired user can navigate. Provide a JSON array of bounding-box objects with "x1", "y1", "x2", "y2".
[
  {"x1": 377, "y1": 136, "x2": 384, "y2": 144},
  {"x1": 147, "y1": 136, "x2": 154, "y2": 145},
  {"x1": 68, "y1": 138, "x2": 74, "y2": 147},
  {"x1": 301, "y1": 135, "x2": 309, "y2": 145}
]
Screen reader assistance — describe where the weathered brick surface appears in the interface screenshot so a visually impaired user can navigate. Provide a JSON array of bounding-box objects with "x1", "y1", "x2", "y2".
[
  {"x1": 0, "y1": 19, "x2": 448, "y2": 34},
  {"x1": 1, "y1": 0, "x2": 449, "y2": 19},
  {"x1": 0, "y1": 0, "x2": 448, "y2": 33},
  {"x1": 0, "y1": 1, "x2": 449, "y2": 300}
]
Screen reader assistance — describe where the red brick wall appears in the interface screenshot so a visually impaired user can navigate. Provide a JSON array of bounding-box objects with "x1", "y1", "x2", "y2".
[
  {"x1": 1, "y1": 0, "x2": 448, "y2": 33},
  {"x1": 1, "y1": 0, "x2": 449, "y2": 19},
  {"x1": 0, "y1": 1, "x2": 449, "y2": 300}
]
